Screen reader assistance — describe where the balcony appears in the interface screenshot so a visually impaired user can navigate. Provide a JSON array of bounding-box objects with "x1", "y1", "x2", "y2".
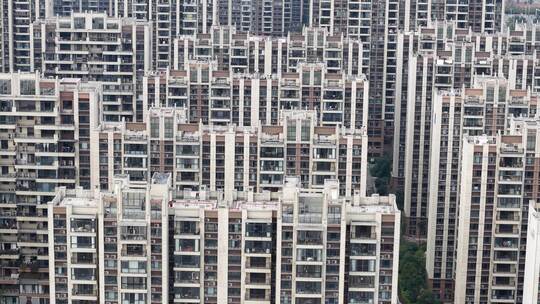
[
  {"x1": 121, "y1": 244, "x2": 146, "y2": 257},
  {"x1": 120, "y1": 225, "x2": 147, "y2": 241},
  {"x1": 246, "y1": 273, "x2": 270, "y2": 285},
  {"x1": 494, "y1": 238, "x2": 518, "y2": 249},
  {"x1": 499, "y1": 158, "x2": 523, "y2": 168},
  {"x1": 246, "y1": 257, "x2": 269, "y2": 269},
  {"x1": 176, "y1": 238, "x2": 199, "y2": 252},
  {"x1": 296, "y1": 281, "x2": 322, "y2": 295},
  {"x1": 71, "y1": 253, "x2": 97, "y2": 265},
  {"x1": 174, "y1": 287, "x2": 200, "y2": 300},
  {"x1": 245, "y1": 223, "x2": 272, "y2": 238},
  {"x1": 175, "y1": 271, "x2": 200, "y2": 283},
  {"x1": 351, "y1": 225, "x2": 376, "y2": 240},
  {"x1": 245, "y1": 289, "x2": 270, "y2": 301},
  {"x1": 71, "y1": 219, "x2": 96, "y2": 233},
  {"x1": 297, "y1": 230, "x2": 323, "y2": 245},
  {"x1": 72, "y1": 286, "x2": 97, "y2": 297},
  {"x1": 296, "y1": 264, "x2": 322, "y2": 278},
  {"x1": 244, "y1": 241, "x2": 272, "y2": 254},
  {"x1": 350, "y1": 243, "x2": 376, "y2": 256},
  {"x1": 174, "y1": 255, "x2": 200, "y2": 268},
  {"x1": 174, "y1": 221, "x2": 199, "y2": 235},
  {"x1": 297, "y1": 248, "x2": 322, "y2": 262}
]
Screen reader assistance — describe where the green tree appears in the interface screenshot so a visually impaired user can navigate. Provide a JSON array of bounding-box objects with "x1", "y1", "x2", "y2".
[
  {"x1": 370, "y1": 154, "x2": 392, "y2": 195},
  {"x1": 399, "y1": 240, "x2": 440, "y2": 304}
]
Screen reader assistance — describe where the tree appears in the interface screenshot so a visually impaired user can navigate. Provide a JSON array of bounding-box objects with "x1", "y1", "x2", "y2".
[
  {"x1": 399, "y1": 240, "x2": 440, "y2": 304},
  {"x1": 370, "y1": 154, "x2": 392, "y2": 195}
]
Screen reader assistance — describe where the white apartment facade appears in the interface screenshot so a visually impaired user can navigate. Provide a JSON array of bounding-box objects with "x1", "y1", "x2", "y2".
[
  {"x1": 91, "y1": 108, "x2": 369, "y2": 197},
  {"x1": 47, "y1": 174, "x2": 400, "y2": 304},
  {"x1": 30, "y1": 13, "x2": 152, "y2": 122}
]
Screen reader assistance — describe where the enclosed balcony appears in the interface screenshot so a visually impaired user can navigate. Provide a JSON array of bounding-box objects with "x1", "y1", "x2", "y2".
[
  {"x1": 297, "y1": 230, "x2": 322, "y2": 245},
  {"x1": 351, "y1": 225, "x2": 376, "y2": 240},
  {"x1": 70, "y1": 236, "x2": 95, "y2": 249},
  {"x1": 174, "y1": 255, "x2": 200, "y2": 268},
  {"x1": 498, "y1": 184, "x2": 522, "y2": 196},
  {"x1": 71, "y1": 268, "x2": 96, "y2": 281},
  {"x1": 175, "y1": 271, "x2": 200, "y2": 283},
  {"x1": 499, "y1": 157, "x2": 523, "y2": 168},
  {"x1": 121, "y1": 244, "x2": 146, "y2": 257},
  {"x1": 246, "y1": 273, "x2": 270, "y2": 285},
  {"x1": 350, "y1": 259, "x2": 375, "y2": 272},
  {"x1": 120, "y1": 225, "x2": 147, "y2": 241},
  {"x1": 260, "y1": 147, "x2": 284, "y2": 158},
  {"x1": 175, "y1": 238, "x2": 199, "y2": 252},
  {"x1": 71, "y1": 218, "x2": 96, "y2": 233},
  {"x1": 175, "y1": 145, "x2": 199, "y2": 156},
  {"x1": 245, "y1": 289, "x2": 270, "y2": 301},
  {"x1": 494, "y1": 237, "x2": 518, "y2": 249},
  {"x1": 174, "y1": 220, "x2": 200, "y2": 235},
  {"x1": 296, "y1": 264, "x2": 322, "y2": 278},
  {"x1": 349, "y1": 275, "x2": 375, "y2": 288},
  {"x1": 72, "y1": 284, "x2": 97, "y2": 296},
  {"x1": 121, "y1": 261, "x2": 147, "y2": 274},
  {"x1": 246, "y1": 256, "x2": 269, "y2": 269},
  {"x1": 259, "y1": 160, "x2": 284, "y2": 172},
  {"x1": 350, "y1": 243, "x2": 376, "y2": 256},
  {"x1": 496, "y1": 211, "x2": 519, "y2": 221},
  {"x1": 71, "y1": 252, "x2": 97, "y2": 265},
  {"x1": 493, "y1": 263, "x2": 516, "y2": 274},
  {"x1": 491, "y1": 289, "x2": 514, "y2": 301},
  {"x1": 348, "y1": 291, "x2": 374, "y2": 304},
  {"x1": 494, "y1": 251, "x2": 517, "y2": 262},
  {"x1": 244, "y1": 240, "x2": 272, "y2": 254},
  {"x1": 245, "y1": 223, "x2": 272, "y2": 238},
  {"x1": 296, "y1": 248, "x2": 322, "y2": 262}
]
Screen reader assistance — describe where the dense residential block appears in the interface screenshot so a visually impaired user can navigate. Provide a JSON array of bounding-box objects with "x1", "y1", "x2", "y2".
[
  {"x1": 92, "y1": 108, "x2": 368, "y2": 197},
  {"x1": 425, "y1": 78, "x2": 538, "y2": 301},
  {"x1": 143, "y1": 63, "x2": 369, "y2": 128},
  {"x1": 454, "y1": 118, "x2": 540, "y2": 303},
  {"x1": 0, "y1": 72, "x2": 100, "y2": 304},
  {"x1": 8, "y1": 0, "x2": 540, "y2": 303},
  {"x1": 30, "y1": 13, "x2": 151, "y2": 122},
  {"x1": 46, "y1": 174, "x2": 400, "y2": 304}
]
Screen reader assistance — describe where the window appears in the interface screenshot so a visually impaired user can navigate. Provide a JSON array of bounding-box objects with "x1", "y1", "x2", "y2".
[
  {"x1": 150, "y1": 117, "x2": 159, "y2": 138},
  {"x1": 20, "y1": 80, "x2": 35, "y2": 95},
  {"x1": 164, "y1": 117, "x2": 173, "y2": 138},
  {"x1": 121, "y1": 261, "x2": 147, "y2": 274},
  {"x1": 122, "y1": 292, "x2": 146, "y2": 304},
  {"x1": 527, "y1": 134, "x2": 536, "y2": 151},
  {"x1": 301, "y1": 120, "x2": 310, "y2": 141},
  {"x1": 0, "y1": 80, "x2": 11, "y2": 94},
  {"x1": 121, "y1": 277, "x2": 146, "y2": 289},
  {"x1": 287, "y1": 121, "x2": 296, "y2": 141}
]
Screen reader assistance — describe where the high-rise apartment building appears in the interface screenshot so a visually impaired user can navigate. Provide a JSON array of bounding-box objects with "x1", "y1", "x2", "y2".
[
  {"x1": 46, "y1": 174, "x2": 400, "y2": 304},
  {"x1": 432, "y1": 0, "x2": 505, "y2": 33},
  {"x1": 454, "y1": 119, "x2": 540, "y2": 303},
  {"x1": 48, "y1": 173, "x2": 170, "y2": 304},
  {"x1": 393, "y1": 20, "x2": 540, "y2": 188},
  {"x1": 143, "y1": 62, "x2": 369, "y2": 128},
  {"x1": 173, "y1": 26, "x2": 365, "y2": 76},
  {"x1": 30, "y1": 13, "x2": 151, "y2": 122},
  {"x1": 397, "y1": 20, "x2": 540, "y2": 238},
  {"x1": 91, "y1": 108, "x2": 368, "y2": 197},
  {"x1": 425, "y1": 78, "x2": 538, "y2": 301},
  {"x1": 0, "y1": 72, "x2": 100, "y2": 304},
  {"x1": 0, "y1": 0, "x2": 47, "y2": 72}
]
